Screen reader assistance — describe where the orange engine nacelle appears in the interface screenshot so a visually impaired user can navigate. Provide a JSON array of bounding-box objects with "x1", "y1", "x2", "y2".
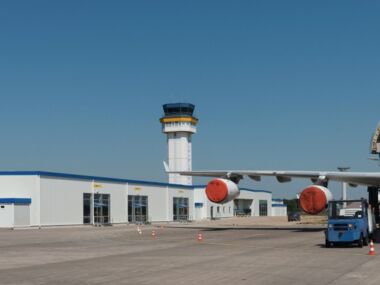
[
  {"x1": 299, "y1": 185, "x2": 333, "y2": 215},
  {"x1": 205, "y1": 178, "x2": 240, "y2": 204}
]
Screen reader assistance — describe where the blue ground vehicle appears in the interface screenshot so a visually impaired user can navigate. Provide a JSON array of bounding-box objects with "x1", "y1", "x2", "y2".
[{"x1": 325, "y1": 199, "x2": 374, "y2": 248}]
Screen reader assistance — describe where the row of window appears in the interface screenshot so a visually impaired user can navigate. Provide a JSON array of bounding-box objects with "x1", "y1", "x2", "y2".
[
  {"x1": 163, "y1": 104, "x2": 194, "y2": 116},
  {"x1": 212, "y1": 201, "x2": 268, "y2": 217},
  {"x1": 83, "y1": 194, "x2": 190, "y2": 224},
  {"x1": 168, "y1": 122, "x2": 191, "y2": 126},
  {"x1": 83, "y1": 194, "x2": 269, "y2": 224},
  {"x1": 215, "y1": 206, "x2": 232, "y2": 214}
]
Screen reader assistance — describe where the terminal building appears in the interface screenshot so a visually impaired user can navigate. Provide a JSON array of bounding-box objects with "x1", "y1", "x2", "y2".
[{"x1": 0, "y1": 103, "x2": 286, "y2": 228}]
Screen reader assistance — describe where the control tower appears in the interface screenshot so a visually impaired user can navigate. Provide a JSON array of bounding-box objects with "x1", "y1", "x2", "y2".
[{"x1": 160, "y1": 103, "x2": 198, "y2": 185}]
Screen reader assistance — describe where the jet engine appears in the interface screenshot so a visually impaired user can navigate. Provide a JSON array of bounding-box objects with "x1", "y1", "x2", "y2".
[
  {"x1": 299, "y1": 185, "x2": 333, "y2": 215},
  {"x1": 205, "y1": 178, "x2": 240, "y2": 204}
]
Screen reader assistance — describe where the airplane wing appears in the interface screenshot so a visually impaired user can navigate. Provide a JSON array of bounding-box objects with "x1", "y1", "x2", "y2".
[
  {"x1": 241, "y1": 170, "x2": 380, "y2": 186},
  {"x1": 167, "y1": 168, "x2": 380, "y2": 187}
]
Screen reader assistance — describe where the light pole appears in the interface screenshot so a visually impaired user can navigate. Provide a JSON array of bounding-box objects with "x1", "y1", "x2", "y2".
[{"x1": 337, "y1": 166, "x2": 350, "y2": 201}]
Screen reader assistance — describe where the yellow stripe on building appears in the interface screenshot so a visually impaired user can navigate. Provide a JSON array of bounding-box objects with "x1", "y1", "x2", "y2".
[{"x1": 159, "y1": 117, "x2": 198, "y2": 125}]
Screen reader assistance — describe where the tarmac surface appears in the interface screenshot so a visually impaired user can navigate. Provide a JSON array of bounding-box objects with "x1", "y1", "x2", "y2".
[{"x1": 0, "y1": 217, "x2": 379, "y2": 285}]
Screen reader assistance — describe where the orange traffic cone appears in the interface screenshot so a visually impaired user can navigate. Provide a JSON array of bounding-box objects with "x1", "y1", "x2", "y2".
[
  {"x1": 369, "y1": 240, "x2": 376, "y2": 256},
  {"x1": 151, "y1": 230, "x2": 156, "y2": 239},
  {"x1": 197, "y1": 232, "x2": 203, "y2": 242}
]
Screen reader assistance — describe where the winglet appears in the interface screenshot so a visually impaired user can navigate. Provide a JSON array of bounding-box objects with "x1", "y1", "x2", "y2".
[{"x1": 163, "y1": 161, "x2": 170, "y2": 172}]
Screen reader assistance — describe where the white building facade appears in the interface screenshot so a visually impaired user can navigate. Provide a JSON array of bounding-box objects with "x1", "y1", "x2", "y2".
[
  {"x1": 271, "y1": 199, "x2": 288, "y2": 216},
  {"x1": 0, "y1": 171, "x2": 275, "y2": 228}
]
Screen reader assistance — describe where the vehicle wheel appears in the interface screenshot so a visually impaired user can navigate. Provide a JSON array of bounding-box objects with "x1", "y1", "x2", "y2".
[
  {"x1": 358, "y1": 234, "x2": 364, "y2": 248},
  {"x1": 325, "y1": 239, "x2": 331, "y2": 248},
  {"x1": 364, "y1": 232, "x2": 369, "y2": 246}
]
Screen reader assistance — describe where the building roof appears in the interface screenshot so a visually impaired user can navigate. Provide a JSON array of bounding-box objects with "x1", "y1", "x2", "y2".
[
  {"x1": 272, "y1": 204, "x2": 287, "y2": 207},
  {"x1": 0, "y1": 198, "x2": 32, "y2": 204},
  {"x1": 0, "y1": 171, "x2": 272, "y2": 193},
  {"x1": 0, "y1": 171, "x2": 195, "y2": 189},
  {"x1": 193, "y1": 185, "x2": 272, "y2": 194},
  {"x1": 240, "y1": 188, "x2": 272, "y2": 194}
]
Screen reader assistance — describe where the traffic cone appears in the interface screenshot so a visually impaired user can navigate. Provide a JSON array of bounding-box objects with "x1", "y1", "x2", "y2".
[
  {"x1": 369, "y1": 240, "x2": 376, "y2": 256},
  {"x1": 137, "y1": 226, "x2": 142, "y2": 235},
  {"x1": 151, "y1": 230, "x2": 156, "y2": 239},
  {"x1": 197, "y1": 232, "x2": 203, "y2": 242}
]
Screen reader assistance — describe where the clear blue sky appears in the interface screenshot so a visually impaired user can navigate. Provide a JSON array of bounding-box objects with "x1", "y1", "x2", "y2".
[{"x1": 1, "y1": 1, "x2": 379, "y2": 198}]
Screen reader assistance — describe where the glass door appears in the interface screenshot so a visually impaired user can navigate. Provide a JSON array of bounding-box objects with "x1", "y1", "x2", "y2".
[
  {"x1": 128, "y1": 195, "x2": 148, "y2": 223},
  {"x1": 94, "y1": 194, "x2": 110, "y2": 224},
  {"x1": 173, "y1": 197, "x2": 189, "y2": 221}
]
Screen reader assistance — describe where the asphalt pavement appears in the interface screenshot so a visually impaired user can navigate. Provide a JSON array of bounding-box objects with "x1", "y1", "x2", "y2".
[{"x1": 0, "y1": 219, "x2": 378, "y2": 285}]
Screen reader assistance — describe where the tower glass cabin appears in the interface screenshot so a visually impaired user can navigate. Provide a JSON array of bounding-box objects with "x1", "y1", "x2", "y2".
[{"x1": 160, "y1": 103, "x2": 198, "y2": 185}]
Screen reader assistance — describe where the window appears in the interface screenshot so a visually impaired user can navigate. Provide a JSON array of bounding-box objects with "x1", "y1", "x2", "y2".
[
  {"x1": 328, "y1": 200, "x2": 365, "y2": 219},
  {"x1": 259, "y1": 200, "x2": 268, "y2": 216}
]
